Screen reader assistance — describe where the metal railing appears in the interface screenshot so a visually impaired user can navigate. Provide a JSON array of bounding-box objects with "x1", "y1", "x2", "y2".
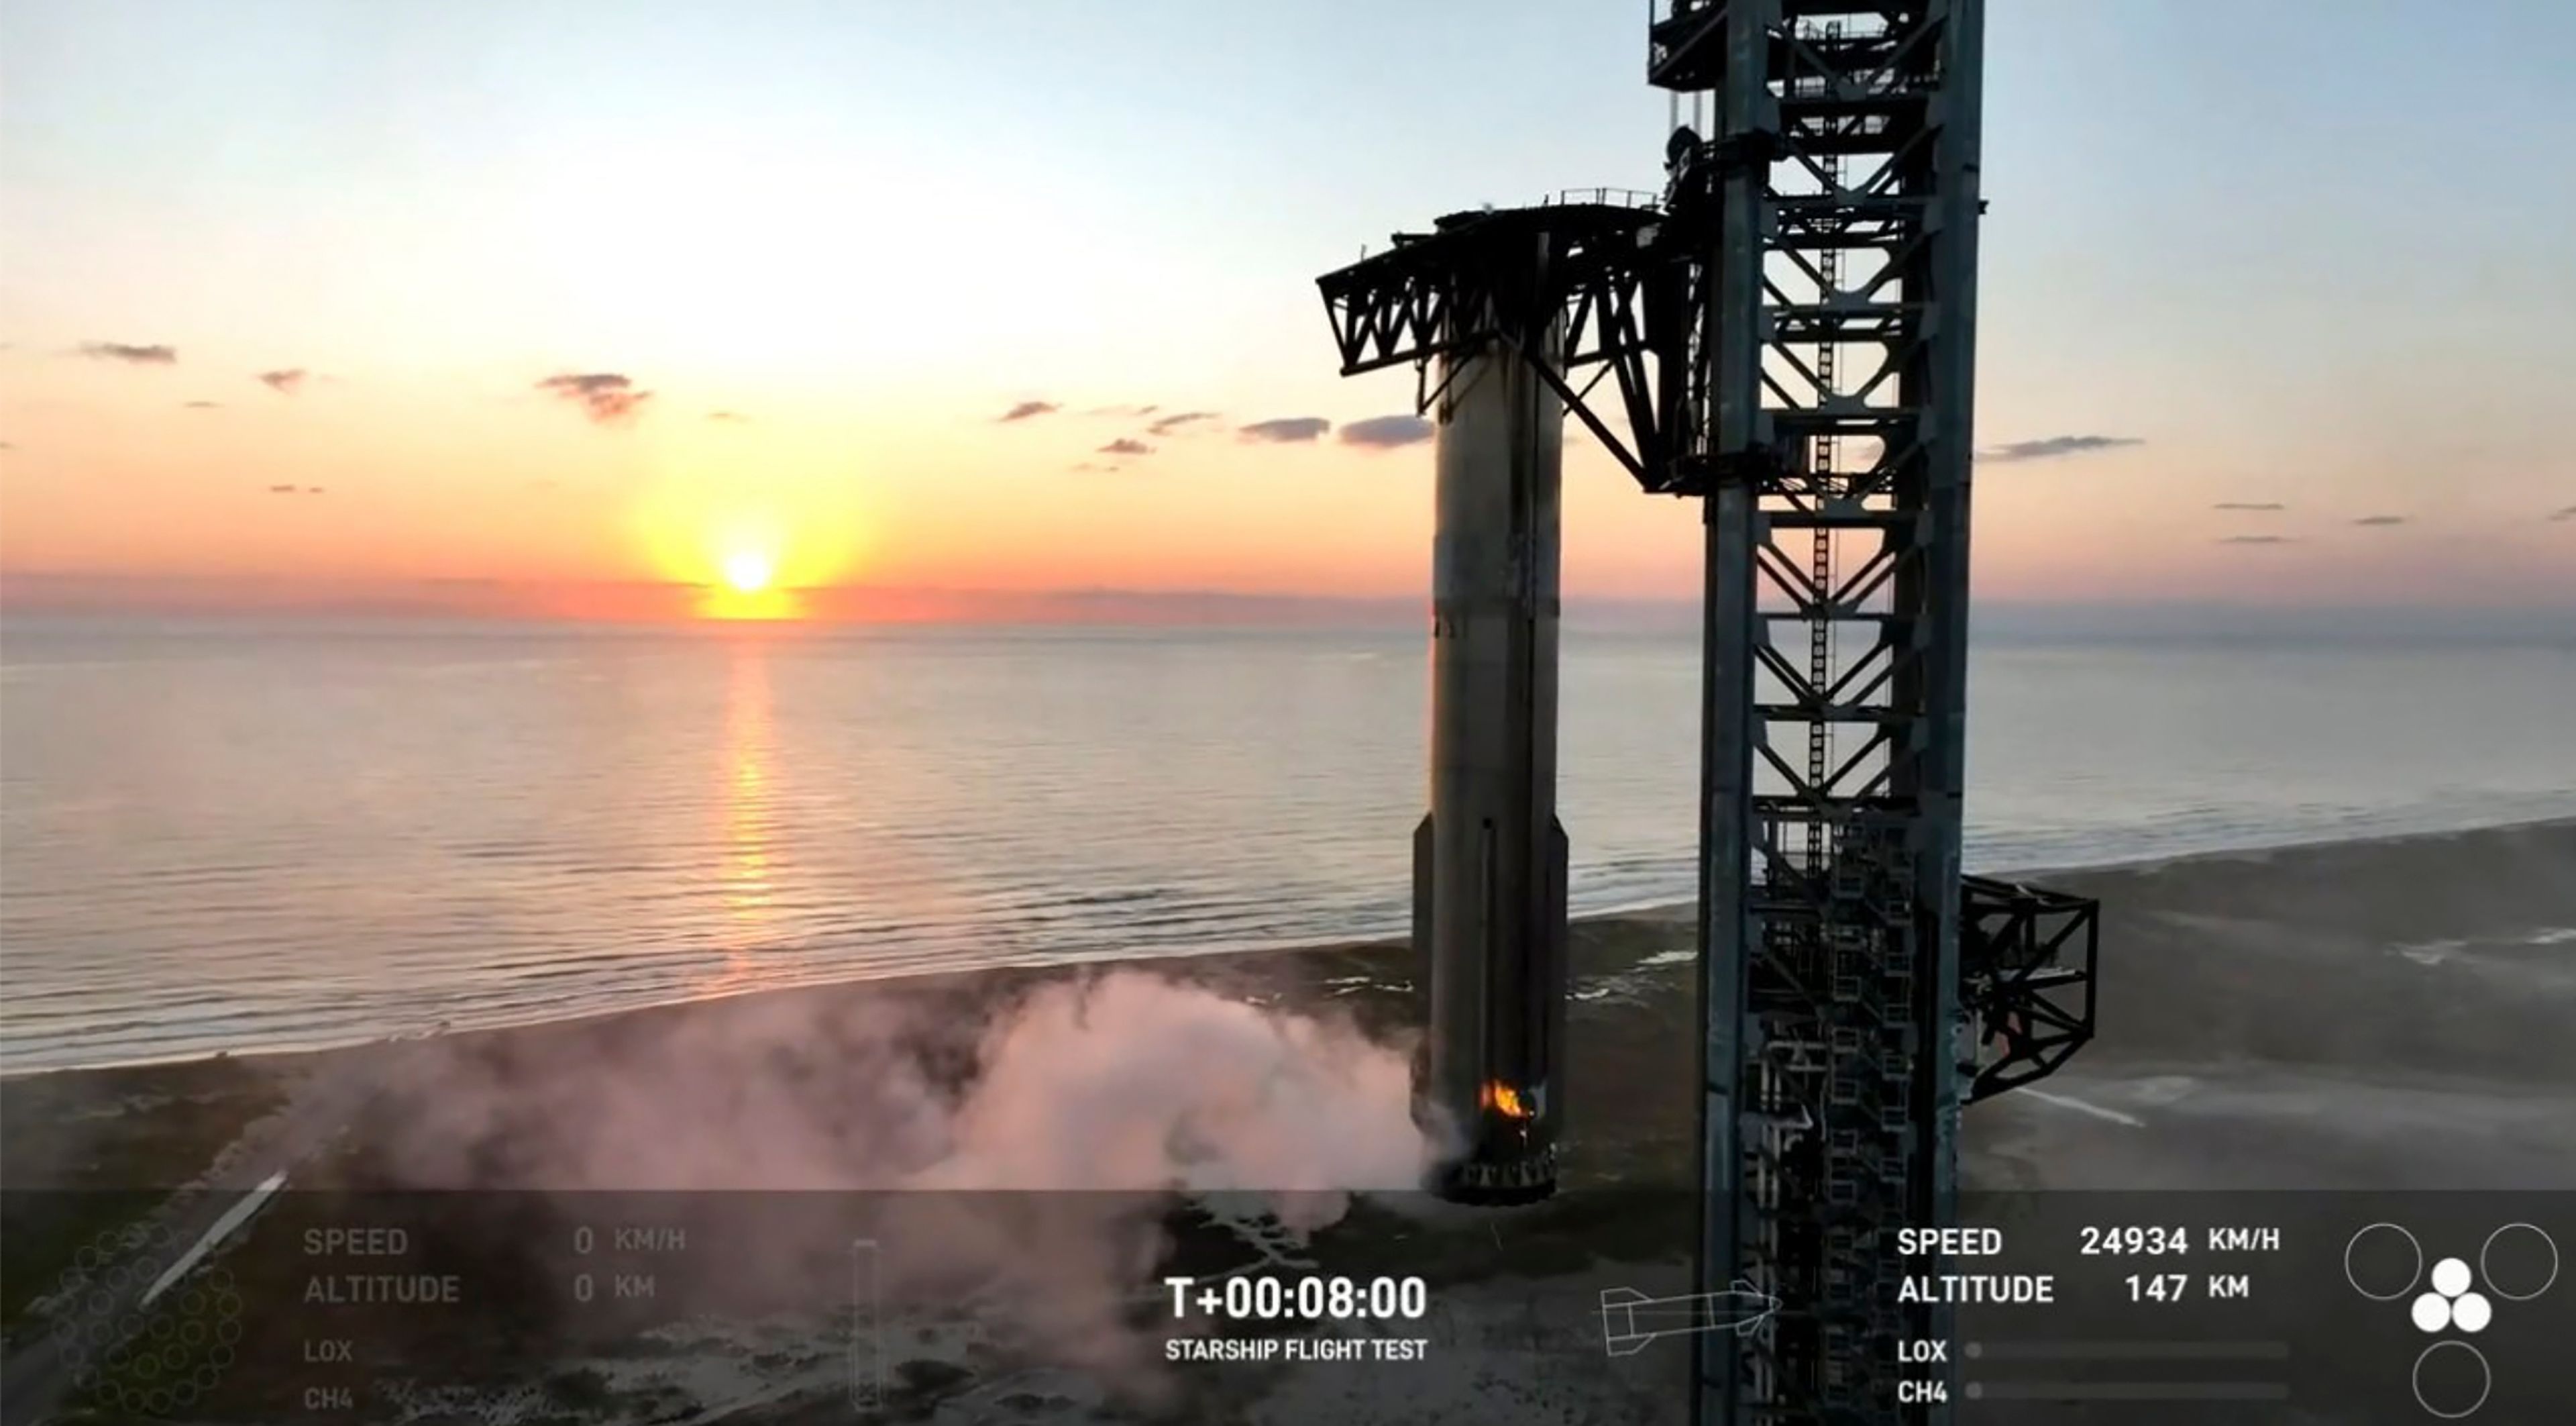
[{"x1": 1542, "y1": 186, "x2": 1662, "y2": 209}]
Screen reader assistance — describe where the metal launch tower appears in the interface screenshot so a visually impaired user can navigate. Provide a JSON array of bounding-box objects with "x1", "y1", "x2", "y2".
[
  {"x1": 1654, "y1": 3, "x2": 1988, "y2": 1421},
  {"x1": 1318, "y1": 1, "x2": 2101, "y2": 1423}
]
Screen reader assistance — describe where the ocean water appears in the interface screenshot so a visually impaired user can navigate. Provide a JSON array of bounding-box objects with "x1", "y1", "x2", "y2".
[{"x1": 3, "y1": 615, "x2": 2573, "y2": 1073}]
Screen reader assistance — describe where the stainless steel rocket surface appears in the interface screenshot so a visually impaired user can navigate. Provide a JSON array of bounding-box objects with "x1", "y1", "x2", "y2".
[{"x1": 1411, "y1": 275, "x2": 1570, "y2": 1205}]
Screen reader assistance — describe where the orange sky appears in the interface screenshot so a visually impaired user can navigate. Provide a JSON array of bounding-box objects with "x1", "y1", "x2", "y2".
[
  {"x1": 3, "y1": 1, "x2": 2571, "y2": 621},
  {"x1": 5, "y1": 348, "x2": 2572, "y2": 621}
]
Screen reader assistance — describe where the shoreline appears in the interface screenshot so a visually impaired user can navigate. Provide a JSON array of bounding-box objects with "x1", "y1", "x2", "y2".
[
  {"x1": 5, "y1": 815, "x2": 2572, "y2": 1421},
  {"x1": 7, "y1": 811, "x2": 2570, "y2": 1088},
  {"x1": 5, "y1": 813, "x2": 2570, "y2": 1201}
]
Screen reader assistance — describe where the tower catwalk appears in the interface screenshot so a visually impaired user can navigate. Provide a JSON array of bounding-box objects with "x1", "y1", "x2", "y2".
[{"x1": 1648, "y1": 2, "x2": 1987, "y2": 1421}]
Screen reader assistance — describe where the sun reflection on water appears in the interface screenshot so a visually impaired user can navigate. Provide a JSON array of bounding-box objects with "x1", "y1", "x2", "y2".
[{"x1": 706, "y1": 640, "x2": 780, "y2": 992}]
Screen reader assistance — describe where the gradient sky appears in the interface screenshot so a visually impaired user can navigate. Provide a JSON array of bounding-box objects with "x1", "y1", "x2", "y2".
[{"x1": 3, "y1": 0, "x2": 2571, "y2": 615}]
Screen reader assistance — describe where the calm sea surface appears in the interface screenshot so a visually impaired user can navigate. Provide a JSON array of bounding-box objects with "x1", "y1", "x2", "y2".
[{"x1": 5, "y1": 615, "x2": 2573, "y2": 1072}]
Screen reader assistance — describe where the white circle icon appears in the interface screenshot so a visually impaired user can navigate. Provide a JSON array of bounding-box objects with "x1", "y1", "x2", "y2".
[
  {"x1": 2412, "y1": 1256, "x2": 2485, "y2": 1335},
  {"x1": 2411, "y1": 1341, "x2": 2491, "y2": 1420},
  {"x1": 2477, "y1": 1222, "x2": 2559, "y2": 1302},
  {"x1": 2355, "y1": 1222, "x2": 2559, "y2": 1417},
  {"x1": 2344, "y1": 1221, "x2": 2424, "y2": 1301}
]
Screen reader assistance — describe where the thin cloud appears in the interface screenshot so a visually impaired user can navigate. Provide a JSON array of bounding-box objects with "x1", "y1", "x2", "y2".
[
  {"x1": 1099, "y1": 438, "x2": 1153, "y2": 457},
  {"x1": 0, "y1": 442, "x2": 15, "y2": 452},
  {"x1": 257, "y1": 368, "x2": 307, "y2": 395},
  {"x1": 2549, "y1": 505, "x2": 2576, "y2": 523},
  {"x1": 2218, "y1": 534, "x2": 2293, "y2": 546},
  {"x1": 78, "y1": 342, "x2": 177, "y2": 366},
  {"x1": 2212, "y1": 501, "x2": 2285, "y2": 512},
  {"x1": 265, "y1": 483, "x2": 299, "y2": 495},
  {"x1": 1979, "y1": 434, "x2": 2142, "y2": 463},
  {"x1": 997, "y1": 400, "x2": 1059, "y2": 423},
  {"x1": 535, "y1": 372, "x2": 651, "y2": 425},
  {"x1": 1070, "y1": 461, "x2": 1121, "y2": 473},
  {"x1": 708, "y1": 410, "x2": 751, "y2": 423},
  {"x1": 1340, "y1": 414, "x2": 1435, "y2": 449},
  {"x1": 1148, "y1": 410, "x2": 1219, "y2": 436},
  {"x1": 2352, "y1": 515, "x2": 2408, "y2": 527},
  {"x1": 1238, "y1": 417, "x2": 1330, "y2": 444},
  {"x1": 1088, "y1": 403, "x2": 1160, "y2": 417},
  {"x1": 182, "y1": 400, "x2": 221, "y2": 409},
  {"x1": 305, "y1": 486, "x2": 325, "y2": 495}
]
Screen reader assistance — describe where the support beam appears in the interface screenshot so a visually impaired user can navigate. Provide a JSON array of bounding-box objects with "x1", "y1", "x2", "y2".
[{"x1": 1691, "y1": 3, "x2": 1781, "y2": 1422}]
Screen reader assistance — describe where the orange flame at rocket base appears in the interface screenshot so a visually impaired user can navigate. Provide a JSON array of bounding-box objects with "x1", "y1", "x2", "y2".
[{"x1": 1481, "y1": 1080, "x2": 1534, "y2": 1119}]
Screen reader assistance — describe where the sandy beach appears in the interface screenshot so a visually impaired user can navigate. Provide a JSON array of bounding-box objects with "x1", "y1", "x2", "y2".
[{"x1": 5, "y1": 817, "x2": 2573, "y2": 1423}]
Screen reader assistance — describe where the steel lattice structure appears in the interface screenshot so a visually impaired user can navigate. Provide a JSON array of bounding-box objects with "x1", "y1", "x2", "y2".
[
  {"x1": 1316, "y1": 1, "x2": 2099, "y2": 1421},
  {"x1": 1654, "y1": 3, "x2": 1988, "y2": 1422}
]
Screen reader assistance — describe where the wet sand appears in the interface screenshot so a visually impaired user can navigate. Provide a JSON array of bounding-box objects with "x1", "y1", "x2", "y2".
[{"x1": 5, "y1": 817, "x2": 2572, "y2": 1422}]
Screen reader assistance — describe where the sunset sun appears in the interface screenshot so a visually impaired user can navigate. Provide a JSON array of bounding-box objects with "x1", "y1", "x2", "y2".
[{"x1": 722, "y1": 550, "x2": 775, "y2": 595}]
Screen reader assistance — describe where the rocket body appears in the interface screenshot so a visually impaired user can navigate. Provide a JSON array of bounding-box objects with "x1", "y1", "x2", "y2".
[{"x1": 1413, "y1": 303, "x2": 1571, "y2": 1205}]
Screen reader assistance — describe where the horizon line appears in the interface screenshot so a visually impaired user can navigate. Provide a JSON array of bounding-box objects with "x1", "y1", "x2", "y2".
[{"x1": 3, "y1": 570, "x2": 2572, "y2": 640}]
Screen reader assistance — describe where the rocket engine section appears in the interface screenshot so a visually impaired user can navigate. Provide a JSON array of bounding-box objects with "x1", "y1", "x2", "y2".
[{"x1": 1411, "y1": 289, "x2": 1571, "y2": 1206}]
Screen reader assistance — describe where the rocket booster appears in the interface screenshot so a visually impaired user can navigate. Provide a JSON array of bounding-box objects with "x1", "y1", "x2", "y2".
[{"x1": 1412, "y1": 265, "x2": 1570, "y2": 1206}]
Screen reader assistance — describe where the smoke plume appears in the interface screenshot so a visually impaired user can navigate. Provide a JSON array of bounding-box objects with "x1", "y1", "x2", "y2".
[{"x1": 356, "y1": 970, "x2": 1438, "y2": 1393}]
